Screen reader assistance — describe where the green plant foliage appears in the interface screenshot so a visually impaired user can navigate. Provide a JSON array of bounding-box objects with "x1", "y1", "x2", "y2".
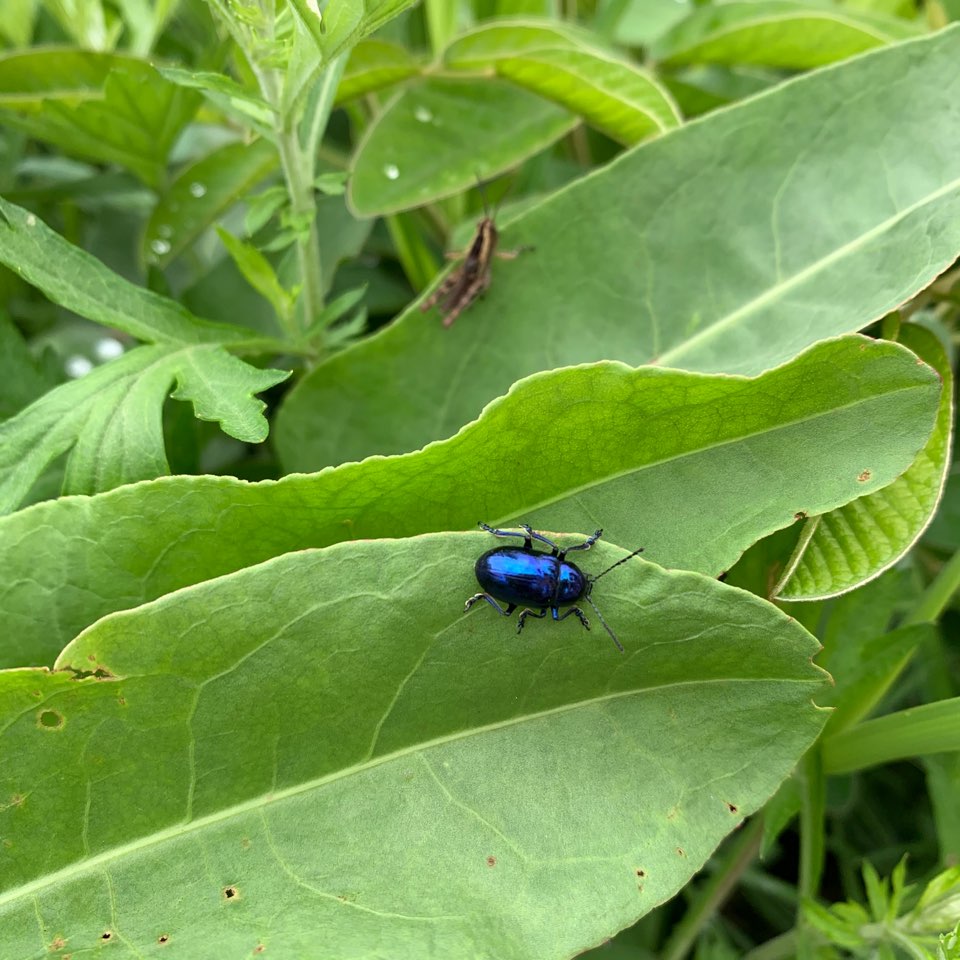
[
  {"x1": 1, "y1": 2, "x2": 959, "y2": 956},
  {"x1": 0, "y1": 335, "x2": 940, "y2": 668},
  {"x1": 349, "y1": 76, "x2": 578, "y2": 215},
  {"x1": 443, "y1": 20, "x2": 680, "y2": 144},
  {"x1": 824, "y1": 696, "x2": 960, "y2": 774},
  {"x1": 336, "y1": 38, "x2": 422, "y2": 103},
  {"x1": 283, "y1": 27, "x2": 960, "y2": 470},
  {"x1": 0, "y1": 535, "x2": 828, "y2": 957},
  {"x1": 0, "y1": 50, "x2": 200, "y2": 187},
  {"x1": 0, "y1": 198, "x2": 287, "y2": 510},
  {"x1": 776, "y1": 324, "x2": 954, "y2": 599},
  {"x1": 650, "y1": 0, "x2": 923, "y2": 68},
  {"x1": 143, "y1": 138, "x2": 279, "y2": 268}
]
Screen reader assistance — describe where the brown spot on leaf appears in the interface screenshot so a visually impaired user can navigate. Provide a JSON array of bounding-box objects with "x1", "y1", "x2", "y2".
[
  {"x1": 677, "y1": 847, "x2": 685, "y2": 857},
  {"x1": 636, "y1": 869, "x2": 646, "y2": 878},
  {"x1": 11, "y1": 793, "x2": 25, "y2": 807},
  {"x1": 87, "y1": 654, "x2": 97, "y2": 662},
  {"x1": 38, "y1": 710, "x2": 64, "y2": 730},
  {"x1": 486, "y1": 856, "x2": 496, "y2": 867},
  {"x1": 50, "y1": 935, "x2": 67, "y2": 949},
  {"x1": 253, "y1": 945, "x2": 266, "y2": 955},
  {"x1": 117, "y1": 697, "x2": 126, "y2": 706},
  {"x1": 857, "y1": 470, "x2": 871, "y2": 482}
]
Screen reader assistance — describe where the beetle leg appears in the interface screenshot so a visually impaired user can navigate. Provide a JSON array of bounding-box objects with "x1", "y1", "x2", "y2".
[
  {"x1": 464, "y1": 593, "x2": 516, "y2": 617},
  {"x1": 557, "y1": 529, "x2": 603, "y2": 560},
  {"x1": 518, "y1": 524, "x2": 563, "y2": 555},
  {"x1": 478, "y1": 521, "x2": 536, "y2": 550},
  {"x1": 556, "y1": 606, "x2": 591, "y2": 631},
  {"x1": 516, "y1": 607, "x2": 548, "y2": 633}
]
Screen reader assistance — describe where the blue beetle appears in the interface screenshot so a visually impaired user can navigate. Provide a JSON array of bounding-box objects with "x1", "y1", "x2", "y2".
[{"x1": 464, "y1": 522, "x2": 644, "y2": 652}]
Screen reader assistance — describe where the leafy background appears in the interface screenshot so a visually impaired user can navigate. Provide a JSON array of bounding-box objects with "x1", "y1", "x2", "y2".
[{"x1": 1, "y1": 1, "x2": 959, "y2": 959}]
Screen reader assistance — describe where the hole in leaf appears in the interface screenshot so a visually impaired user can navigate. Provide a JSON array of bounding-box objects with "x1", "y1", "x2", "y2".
[
  {"x1": 101, "y1": 930, "x2": 112, "y2": 940},
  {"x1": 223, "y1": 886, "x2": 239, "y2": 901},
  {"x1": 38, "y1": 710, "x2": 64, "y2": 730},
  {"x1": 158, "y1": 934, "x2": 170, "y2": 945}
]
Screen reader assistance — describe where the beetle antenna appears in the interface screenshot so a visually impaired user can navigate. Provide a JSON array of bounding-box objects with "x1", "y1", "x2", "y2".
[
  {"x1": 591, "y1": 547, "x2": 645, "y2": 583},
  {"x1": 584, "y1": 594, "x2": 625, "y2": 653}
]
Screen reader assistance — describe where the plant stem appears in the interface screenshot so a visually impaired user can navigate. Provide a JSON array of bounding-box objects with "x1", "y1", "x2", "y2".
[
  {"x1": 744, "y1": 929, "x2": 798, "y2": 960},
  {"x1": 902, "y1": 548, "x2": 960, "y2": 627},
  {"x1": 276, "y1": 121, "x2": 323, "y2": 337},
  {"x1": 660, "y1": 816, "x2": 764, "y2": 960},
  {"x1": 795, "y1": 747, "x2": 825, "y2": 958}
]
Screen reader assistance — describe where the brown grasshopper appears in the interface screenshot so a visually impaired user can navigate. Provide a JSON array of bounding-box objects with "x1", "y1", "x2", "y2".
[{"x1": 420, "y1": 179, "x2": 528, "y2": 328}]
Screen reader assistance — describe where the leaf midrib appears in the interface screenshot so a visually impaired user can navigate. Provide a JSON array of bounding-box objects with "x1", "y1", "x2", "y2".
[
  {"x1": 0, "y1": 672, "x2": 820, "y2": 908},
  {"x1": 657, "y1": 174, "x2": 960, "y2": 365},
  {"x1": 502, "y1": 367, "x2": 934, "y2": 528}
]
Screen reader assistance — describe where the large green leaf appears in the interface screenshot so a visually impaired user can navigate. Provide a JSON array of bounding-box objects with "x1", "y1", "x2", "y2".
[
  {"x1": 0, "y1": 50, "x2": 200, "y2": 187},
  {"x1": 280, "y1": 27, "x2": 960, "y2": 470},
  {"x1": 0, "y1": 336, "x2": 939, "y2": 668},
  {"x1": 348, "y1": 77, "x2": 577, "y2": 216},
  {"x1": 650, "y1": 0, "x2": 923, "y2": 68},
  {"x1": 443, "y1": 21, "x2": 680, "y2": 144},
  {"x1": 0, "y1": 535, "x2": 828, "y2": 958},
  {"x1": 0, "y1": 344, "x2": 289, "y2": 511},
  {"x1": 775, "y1": 324, "x2": 954, "y2": 599}
]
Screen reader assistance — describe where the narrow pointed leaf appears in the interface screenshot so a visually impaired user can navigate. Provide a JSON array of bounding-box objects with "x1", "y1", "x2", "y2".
[
  {"x1": 824, "y1": 697, "x2": 960, "y2": 774},
  {"x1": 0, "y1": 536, "x2": 828, "y2": 958},
  {"x1": 143, "y1": 138, "x2": 278, "y2": 268},
  {"x1": 0, "y1": 336, "x2": 939, "y2": 668},
  {"x1": 0, "y1": 197, "x2": 250, "y2": 345},
  {"x1": 775, "y1": 324, "x2": 953, "y2": 600}
]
